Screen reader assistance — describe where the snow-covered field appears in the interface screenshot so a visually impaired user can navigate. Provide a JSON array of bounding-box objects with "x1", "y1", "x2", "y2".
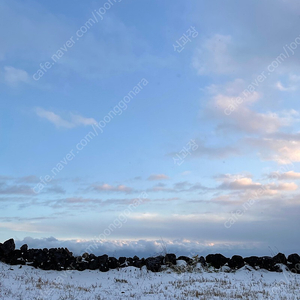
[{"x1": 0, "y1": 261, "x2": 300, "y2": 299}]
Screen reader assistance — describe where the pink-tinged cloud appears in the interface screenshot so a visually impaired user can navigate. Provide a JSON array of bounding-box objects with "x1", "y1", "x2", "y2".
[
  {"x1": 268, "y1": 182, "x2": 298, "y2": 191},
  {"x1": 219, "y1": 177, "x2": 261, "y2": 190},
  {"x1": 92, "y1": 184, "x2": 133, "y2": 193},
  {"x1": 248, "y1": 138, "x2": 300, "y2": 164},
  {"x1": 268, "y1": 171, "x2": 300, "y2": 180}
]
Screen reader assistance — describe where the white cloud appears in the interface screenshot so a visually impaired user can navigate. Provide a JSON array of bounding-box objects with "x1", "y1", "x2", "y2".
[
  {"x1": 203, "y1": 79, "x2": 300, "y2": 136},
  {"x1": 193, "y1": 34, "x2": 236, "y2": 75},
  {"x1": 276, "y1": 81, "x2": 296, "y2": 92},
  {"x1": 70, "y1": 113, "x2": 97, "y2": 126},
  {"x1": 177, "y1": 139, "x2": 240, "y2": 159},
  {"x1": 35, "y1": 107, "x2": 97, "y2": 129},
  {"x1": 148, "y1": 174, "x2": 169, "y2": 181},
  {"x1": 181, "y1": 171, "x2": 191, "y2": 176},
  {"x1": 221, "y1": 98, "x2": 281, "y2": 133},
  {"x1": 13, "y1": 236, "x2": 265, "y2": 258},
  {"x1": 3, "y1": 66, "x2": 30, "y2": 86},
  {"x1": 276, "y1": 74, "x2": 300, "y2": 91}
]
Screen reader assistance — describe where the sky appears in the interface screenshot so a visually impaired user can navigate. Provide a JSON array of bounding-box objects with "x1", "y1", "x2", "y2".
[{"x1": 1, "y1": 0, "x2": 300, "y2": 258}]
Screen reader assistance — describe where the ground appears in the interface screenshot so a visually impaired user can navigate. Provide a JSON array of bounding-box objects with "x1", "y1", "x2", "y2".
[{"x1": 0, "y1": 261, "x2": 299, "y2": 299}]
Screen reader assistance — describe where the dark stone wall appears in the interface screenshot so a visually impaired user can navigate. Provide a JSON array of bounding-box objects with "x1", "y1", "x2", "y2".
[{"x1": 1, "y1": 239, "x2": 299, "y2": 273}]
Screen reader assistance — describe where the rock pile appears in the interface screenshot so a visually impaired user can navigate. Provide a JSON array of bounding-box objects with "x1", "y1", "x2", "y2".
[{"x1": 0, "y1": 239, "x2": 299, "y2": 273}]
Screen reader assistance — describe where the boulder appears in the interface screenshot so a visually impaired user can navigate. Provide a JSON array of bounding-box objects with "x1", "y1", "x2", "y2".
[
  {"x1": 98, "y1": 255, "x2": 109, "y2": 272},
  {"x1": 198, "y1": 256, "x2": 206, "y2": 266},
  {"x1": 259, "y1": 256, "x2": 277, "y2": 271},
  {"x1": 228, "y1": 255, "x2": 245, "y2": 269},
  {"x1": 145, "y1": 256, "x2": 162, "y2": 272},
  {"x1": 273, "y1": 253, "x2": 287, "y2": 265},
  {"x1": 165, "y1": 254, "x2": 176, "y2": 266},
  {"x1": 133, "y1": 260, "x2": 144, "y2": 268},
  {"x1": 88, "y1": 258, "x2": 100, "y2": 270},
  {"x1": 287, "y1": 254, "x2": 300, "y2": 265},
  {"x1": 288, "y1": 263, "x2": 300, "y2": 274},
  {"x1": 287, "y1": 254, "x2": 300, "y2": 274},
  {"x1": 20, "y1": 244, "x2": 28, "y2": 253},
  {"x1": 34, "y1": 250, "x2": 48, "y2": 267},
  {"x1": 6, "y1": 250, "x2": 24, "y2": 266},
  {"x1": 82, "y1": 253, "x2": 90, "y2": 261},
  {"x1": 119, "y1": 257, "x2": 127, "y2": 267},
  {"x1": 244, "y1": 256, "x2": 260, "y2": 268},
  {"x1": 75, "y1": 256, "x2": 82, "y2": 262},
  {"x1": 76, "y1": 261, "x2": 89, "y2": 271},
  {"x1": 63, "y1": 248, "x2": 72, "y2": 257},
  {"x1": 108, "y1": 257, "x2": 119, "y2": 269},
  {"x1": 206, "y1": 254, "x2": 229, "y2": 269},
  {"x1": 132, "y1": 256, "x2": 144, "y2": 268},
  {"x1": 1, "y1": 239, "x2": 15, "y2": 255},
  {"x1": 156, "y1": 255, "x2": 164, "y2": 264},
  {"x1": 127, "y1": 257, "x2": 134, "y2": 266}
]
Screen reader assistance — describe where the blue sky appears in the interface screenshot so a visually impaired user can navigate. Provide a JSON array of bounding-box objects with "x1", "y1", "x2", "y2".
[{"x1": 1, "y1": 0, "x2": 300, "y2": 257}]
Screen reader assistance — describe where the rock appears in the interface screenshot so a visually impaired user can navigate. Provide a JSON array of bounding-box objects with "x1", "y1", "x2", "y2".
[
  {"x1": 98, "y1": 255, "x2": 109, "y2": 272},
  {"x1": 132, "y1": 256, "x2": 144, "y2": 268},
  {"x1": 6, "y1": 250, "x2": 25, "y2": 266},
  {"x1": 165, "y1": 254, "x2": 176, "y2": 266},
  {"x1": 177, "y1": 256, "x2": 192, "y2": 265},
  {"x1": 11, "y1": 258, "x2": 25, "y2": 266},
  {"x1": 127, "y1": 257, "x2": 134, "y2": 266},
  {"x1": 259, "y1": 256, "x2": 277, "y2": 271},
  {"x1": 206, "y1": 254, "x2": 229, "y2": 269},
  {"x1": 88, "y1": 258, "x2": 99, "y2": 270},
  {"x1": 287, "y1": 254, "x2": 300, "y2": 274},
  {"x1": 64, "y1": 248, "x2": 72, "y2": 257},
  {"x1": 155, "y1": 255, "x2": 164, "y2": 264},
  {"x1": 108, "y1": 257, "x2": 119, "y2": 269},
  {"x1": 145, "y1": 256, "x2": 162, "y2": 272},
  {"x1": 40, "y1": 260, "x2": 55, "y2": 270},
  {"x1": 34, "y1": 249, "x2": 48, "y2": 266},
  {"x1": 199, "y1": 256, "x2": 206, "y2": 266},
  {"x1": 89, "y1": 254, "x2": 96, "y2": 260},
  {"x1": 1, "y1": 239, "x2": 15, "y2": 255},
  {"x1": 20, "y1": 244, "x2": 28, "y2": 253},
  {"x1": 76, "y1": 261, "x2": 89, "y2": 271},
  {"x1": 13, "y1": 250, "x2": 22, "y2": 259},
  {"x1": 119, "y1": 257, "x2": 127, "y2": 267},
  {"x1": 244, "y1": 256, "x2": 260, "y2": 268},
  {"x1": 273, "y1": 253, "x2": 287, "y2": 265},
  {"x1": 287, "y1": 254, "x2": 300, "y2": 265},
  {"x1": 288, "y1": 264, "x2": 300, "y2": 274},
  {"x1": 82, "y1": 253, "x2": 89, "y2": 261},
  {"x1": 75, "y1": 256, "x2": 82, "y2": 263},
  {"x1": 228, "y1": 255, "x2": 245, "y2": 269},
  {"x1": 133, "y1": 260, "x2": 144, "y2": 268}
]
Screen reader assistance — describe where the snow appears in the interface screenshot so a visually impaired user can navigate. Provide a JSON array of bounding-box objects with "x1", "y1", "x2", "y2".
[{"x1": 0, "y1": 262, "x2": 299, "y2": 299}]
